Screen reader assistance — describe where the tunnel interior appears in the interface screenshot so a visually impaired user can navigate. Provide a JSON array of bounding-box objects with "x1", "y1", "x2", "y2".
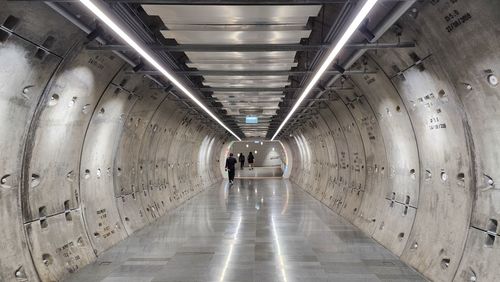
[
  {"x1": 0, "y1": 0, "x2": 499, "y2": 281},
  {"x1": 221, "y1": 140, "x2": 288, "y2": 178}
]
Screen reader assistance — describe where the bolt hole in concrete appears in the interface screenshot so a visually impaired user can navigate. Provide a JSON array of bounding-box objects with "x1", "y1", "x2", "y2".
[
  {"x1": 38, "y1": 206, "x2": 47, "y2": 218},
  {"x1": 1, "y1": 174, "x2": 11, "y2": 188},
  {"x1": 66, "y1": 170, "x2": 74, "y2": 182},
  {"x1": 457, "y1": 172, "x2": 465, "y2": 186},
  {"x1": 440, "y1": 170, "x2": 448, "y2": 181},
  {"x1": 487, "y1": 218, "x2": 498, "y2": 233},
  {"x1": 14, "y1": 265, "x2": 27, "y2": 279},
  {"x1": 65, "y1": 211, "x2": 72, "y2": 221},
  {"x1": 425, "y1": 169, "x2": 432, "y2": 180},
  {"x1": 68, "y1": 96, "x2": 77, "y2": 107},
  {"x1": 84, "y1": 169, "x2": 90, "y2": 179},
  {"x1": 42, "y1": 254, "x2": 53, "y2": 266},
  {"x1": 485, "y1": 234, "x2": 496, "y2": 246},
  {"x1": 48, "y1": 94, "x2": 59, "y2": 106},
  {"x1": 82, "y1": 104, "x2": 91, "y2": 114},
  {"x1": 438, "y1": 89, "x2": 446, "y2": 98},
  {"x1": 398, "y1": 232, "x2": 405, "y2": 240},
  {"x1": 410, "y1": 168, "x2": 416, "y2": 179},
  {"x1": 396, "y1": 105, "x2": 401, "y2": 112},
  {"x1": 441, "y1": 258, "x2": 451, "y2": 269},
  {"x1": 31, "y1": 174, "x2": 40, "y2": 188}
]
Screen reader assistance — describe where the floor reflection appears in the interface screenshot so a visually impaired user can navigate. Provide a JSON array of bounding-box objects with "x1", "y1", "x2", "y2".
[{"x1": 65, "y1": 179, "x2": 425, "y2": 282}]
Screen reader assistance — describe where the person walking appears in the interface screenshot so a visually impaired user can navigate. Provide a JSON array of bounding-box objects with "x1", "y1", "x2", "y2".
[
  {"x1": 238, "y1": 152, "x2": 245, "y2": 169},
  {"x1": 225, "y1": 153, "x2": 237, "y2": 185},
  {"x1": 247, "y1": 152, "x2": 255, "y2": 170}
]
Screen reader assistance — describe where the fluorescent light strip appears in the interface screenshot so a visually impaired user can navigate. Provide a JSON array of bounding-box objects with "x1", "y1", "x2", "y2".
[
  {"x1": 80, "y1": 0, "x2": 241, "y2": 141},
  {"x1": 271, "y1": 0, "x2": 378, "y2": 141}
]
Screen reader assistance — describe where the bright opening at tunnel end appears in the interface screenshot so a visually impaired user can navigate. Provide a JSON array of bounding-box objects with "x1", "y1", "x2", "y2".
[
  {"x1": 79, "y1": 0, "x2": 242, "y2": 141},
  {"x1": 271, "y1": 0, "x2": 378, "y2": 141}
]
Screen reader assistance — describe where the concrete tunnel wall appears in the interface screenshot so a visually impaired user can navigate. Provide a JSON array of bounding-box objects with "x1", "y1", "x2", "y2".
[
  {"x1": 282, "y1": 1, "x2": 500, "y2": 282},
  {"x1": 0, "y1": 2, "x2": 228, "y2": 281},
  {"x1": 0, "y1": 1, "x2": 499, "y2": 282}
]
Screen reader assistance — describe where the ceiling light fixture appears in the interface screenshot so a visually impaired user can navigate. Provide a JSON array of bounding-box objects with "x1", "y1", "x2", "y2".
[
  {"x1": 271, "y1": 0, "x2": 378, "y2": 141},
  {"x1": 79, "y1": 0, "x2": 242, "y2": 141}
]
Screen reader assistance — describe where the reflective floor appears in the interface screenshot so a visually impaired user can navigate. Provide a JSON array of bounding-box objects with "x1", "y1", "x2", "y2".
[
  {"x1": 66, "y1": 179, "x2": 425, "y2": 282},
  {"x1": 235, "y1": 166, "x2": 283, "y2": 178}
]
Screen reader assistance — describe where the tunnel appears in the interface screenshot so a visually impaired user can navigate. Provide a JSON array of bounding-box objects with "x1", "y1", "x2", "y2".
[{"x1": 0, "y1": 0, "x2": 499, "y2": 281}]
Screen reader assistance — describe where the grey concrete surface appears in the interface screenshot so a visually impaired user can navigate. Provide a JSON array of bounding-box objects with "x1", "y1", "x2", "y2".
[{"x1": 64, "y1": 179, "x2": 425, "y2": 282}]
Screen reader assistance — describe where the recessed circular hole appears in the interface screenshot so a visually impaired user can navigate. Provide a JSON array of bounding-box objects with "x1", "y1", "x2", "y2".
[
  {"x1": 125, "y1": 217, "x2": 130, "y2": 221},
  {"x1": 457, "y1": 172, "x2": 465, "y2": 182},
  {"x1": 398, "y1": 232, "x2": 405, "y2": 240},
  {"x1": 68, "y1": 96, "x2": 77, "y2": 108},
  {"x1": 425, "y1": 169, "x2": 432, "y2": 180},
  {"x1": 82, "y1": 104, "x2": 91, "y2": 114},
  {"x1": 98, "y1": 107, "x2": 105, "y2": 115},
  {"x1": 48, "y1": 94, "x2": 59, "y2": 106},
  {"x1": 1, "y1": 174, "x2": 11, "y2": 188},
  {"x1": 396, "y1": 105, "x2": 401, "y2": 112},
  {"x1": 441, "y1": 171, "x2": 448, "y2": 181},
  {"x1": 42, "y1": 254, "x2": 53, "y2": 266},
  {"x1": 440, "y1": 258, "x2": 450, "y2": 269},
  {"x1": 84, "y1": 169, "x2": 90, "y2": 179},
  {"x1": 438, "y1": 89, "x2": 446, "y2": 98},
  {"x1": 66, "y1": 171, "x2": 74, "y2": 182},
  {"x1": 31, "y1": 174, "x2": 41, "y2": 188}
]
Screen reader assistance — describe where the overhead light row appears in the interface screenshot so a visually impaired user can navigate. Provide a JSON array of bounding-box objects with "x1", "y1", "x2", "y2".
[
  {"x1": 79, "y1": 0, "x2": 242, "y2": 141},
  {"x1": 271, "y1": 0, "x2": 379, "y2": 141}
]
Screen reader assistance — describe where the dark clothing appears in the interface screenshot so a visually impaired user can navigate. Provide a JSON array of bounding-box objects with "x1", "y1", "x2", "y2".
[
  {"x1": 239, "y1": 154, "x2": 245, "y2": 169},
  {"x1": 225, "y1": 156, "x2": 237, "y2": 181},
  {"x1": 248, "y1": 154, "x2": 254, "y2": 164},
  {"x1": 228, "y1": 169, "x2": 235, "y2": 182},
  {"x1": 225, "y1": 156, "x2": 237, "y2": 170}
]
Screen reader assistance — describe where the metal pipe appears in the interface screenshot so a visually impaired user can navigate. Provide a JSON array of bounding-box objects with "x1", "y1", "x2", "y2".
[
  {"x1": 278, "y1": 0, "x2": 416, "y2": 137},
  {"x1": 86, "y1": 41, "x2": 415, "y2": 52}
]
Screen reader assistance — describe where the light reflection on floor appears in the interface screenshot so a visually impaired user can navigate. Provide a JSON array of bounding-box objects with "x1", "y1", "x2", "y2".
[{"x1": 65, "y1": 179, "x2": 425, "y2": 282}]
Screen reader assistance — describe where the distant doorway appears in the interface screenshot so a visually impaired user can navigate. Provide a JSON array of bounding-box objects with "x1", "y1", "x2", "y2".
[{"x1": 229, "y1": 141, "x2": 285, "y2": 178}]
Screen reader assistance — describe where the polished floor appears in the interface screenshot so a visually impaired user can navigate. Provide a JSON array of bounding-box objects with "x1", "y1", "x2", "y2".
[
  {"x1": 235, "y1": 166, "x2": 283, "y2": 178},
  {"x1": 66, "y1": 179, "x2": 425, "y2": 282}
]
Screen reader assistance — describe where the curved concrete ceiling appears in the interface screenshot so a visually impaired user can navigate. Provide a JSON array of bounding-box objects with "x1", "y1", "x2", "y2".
[{"x1": 0, "y1": 0, "x2": 499, "y2": 281}]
